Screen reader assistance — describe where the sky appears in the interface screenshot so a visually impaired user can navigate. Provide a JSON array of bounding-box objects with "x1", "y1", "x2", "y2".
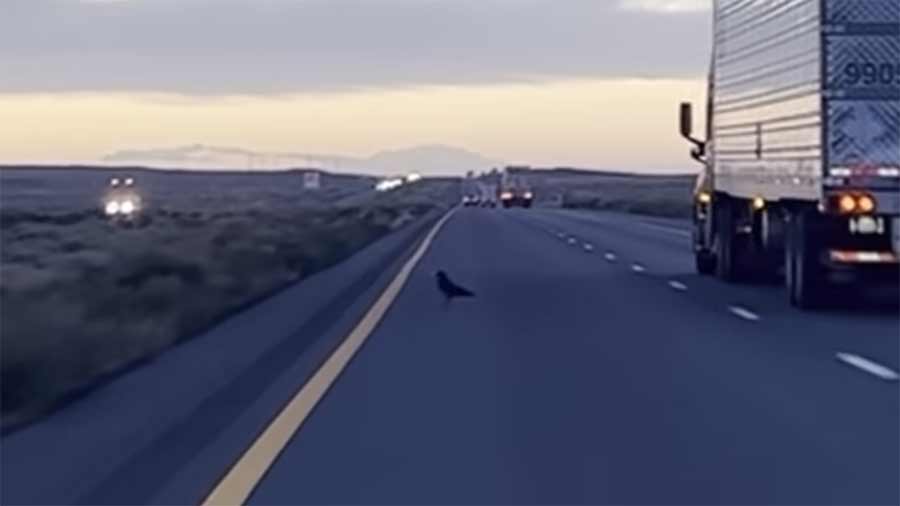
[{"x1": 0, "y1": 0, "x2": 712, "y2": 173}]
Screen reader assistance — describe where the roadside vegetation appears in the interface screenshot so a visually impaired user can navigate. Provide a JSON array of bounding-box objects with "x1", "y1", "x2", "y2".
[
  {"x1": 0, "y1": 166, "x2": 690, "y2": 429},
  {"x1": 514, "y1": 169, "x2": 694, "y2": 219},
  {"x1": 0, "y1": 168, "x2": 457, "y2": 430}
]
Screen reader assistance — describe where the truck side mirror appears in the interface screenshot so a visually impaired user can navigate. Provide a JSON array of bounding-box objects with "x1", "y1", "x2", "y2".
[{"x1": 680, "y1": 102, "x2": 693, "y2": 139}]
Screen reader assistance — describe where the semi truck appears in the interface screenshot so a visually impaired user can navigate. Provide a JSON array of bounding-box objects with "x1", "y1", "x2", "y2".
[
  {"x1": 499, "y1": 186, "x2": 534, "y2": 208},
  {"x1": 680, "y1": 0, "x2": 899, "y2": 308},
  {"x1": 480, "y1": 183, "x2": 499, "y2": 207},
  {"x1": 499, "y1": 168, "x2": 535, "y2": 208}
]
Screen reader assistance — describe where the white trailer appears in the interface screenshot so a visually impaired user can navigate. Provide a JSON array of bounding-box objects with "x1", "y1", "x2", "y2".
[
  {"x1": 680, "y1": 0, "x2": 899, "y2": 308},
  {"x1": 479, "y1": 182, "x2": 498, "y2": 207}
]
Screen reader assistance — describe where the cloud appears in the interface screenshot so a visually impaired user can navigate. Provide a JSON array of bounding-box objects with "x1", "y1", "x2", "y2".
[
  {"x1": 619, "y1": 0, "x2": 709, "y2": 13},
  {"x1": 0, "y1": 0, "x2": 710, "y2": 95}
]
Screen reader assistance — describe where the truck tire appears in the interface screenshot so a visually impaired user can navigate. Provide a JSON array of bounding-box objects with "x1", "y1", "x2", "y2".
[
  {"x1": 693, "y1": 209, "x2": 716, "y2": 275},
  {"x1": 786, "y1": 211, "x2": 828, "y2": 309},
  {"x1": 755, "y1": 209, "x2": 785, "y2": 282},
  {"x1": 713, "y1": 196, "x2": 748, "y2": 282},
  {"x1": 695, "y1": 250, "x2": 716, "y2": 275}
]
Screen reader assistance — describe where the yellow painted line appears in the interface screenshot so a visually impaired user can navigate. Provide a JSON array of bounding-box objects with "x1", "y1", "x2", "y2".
[{"x1": 202, "y1": 210, "x2": 455, "y2": 506}]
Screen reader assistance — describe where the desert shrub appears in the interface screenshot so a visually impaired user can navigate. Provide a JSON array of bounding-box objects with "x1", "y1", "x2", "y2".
[
  {"x1": 0, "y1": 210, "x2": 94, "y2": 228},
  {"x1": 501, "y1": 169, "x2": 694, "y2": 219},
  {"x1": 558, "y1": 180, "x2": 692, "y2": 218},
  {"x1": 0, "y1": 181, "x2": 447, "y2": 428}
]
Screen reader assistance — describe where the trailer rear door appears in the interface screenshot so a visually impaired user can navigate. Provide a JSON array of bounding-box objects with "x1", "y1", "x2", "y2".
[{"x1": 822, "y1": 0, "x2": 900, "y2": 214}]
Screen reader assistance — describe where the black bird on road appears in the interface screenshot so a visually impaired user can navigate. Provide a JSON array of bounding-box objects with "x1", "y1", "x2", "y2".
[{"x1": 436, "y1": 271, "x2": 475, "y2": 302}]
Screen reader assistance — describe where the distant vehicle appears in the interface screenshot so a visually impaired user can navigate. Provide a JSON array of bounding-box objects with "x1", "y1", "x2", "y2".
[
  {"x1": 375, "y1": 178, "x2": 404, "y2": 192},
  {"x1": 462, "y1": 195, "x2": 481, "y2": 207},
  {"x1": 498, "y1": 184, "x2": 534, "y2": 209},
  {"x1": 519, "y1": 189, "x2": 534, "y2": 209},
  {"x1": 498, "y1": 168, "x2": 535, "y2": 208},
  {"x1": 498, "y1": 189, "x2": 534, "y2": 209},
  {"x1": 103, "y1": 176, "x2": 142, "y2": 219},
  {"x1": 478, "y1": 183, "x2": 498, "y2": 208},
  {"x1": 303, "y1": 171, "x2": 321, "y2": 190},
  {"x1": 680, "y1": 0, "x2": 899, "y2": 308}
]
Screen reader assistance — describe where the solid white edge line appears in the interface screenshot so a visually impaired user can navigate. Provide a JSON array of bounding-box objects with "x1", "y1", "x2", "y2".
[
  {"x1": 202, "y1": 209, "x2": 456, "y2": 506},
  {"x1": 836, "y1": 353, "x2": 900, "y2": 381},
  {"x1": 728, "y1": 306, "x2": 760, "y2": 321},
  {"x1": 668, "y1": 281, "x2": 688, "y2": 291}
]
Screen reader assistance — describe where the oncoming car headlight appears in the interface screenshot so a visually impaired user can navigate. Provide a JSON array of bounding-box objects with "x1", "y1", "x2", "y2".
[
  {"x1": 103, "y1": 176, "x2": 142, "y2": 218},
  {"x1": 104, "y1": 198, "x2": 140, "y2": 217},
  {"x1": 120, "y1": 200, "x2": 136, "y2": 215}
]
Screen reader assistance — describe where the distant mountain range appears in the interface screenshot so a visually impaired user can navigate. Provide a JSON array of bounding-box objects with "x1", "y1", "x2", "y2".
[{"x1": 101, "y1": 144, "x2": 502, "y2": 176}]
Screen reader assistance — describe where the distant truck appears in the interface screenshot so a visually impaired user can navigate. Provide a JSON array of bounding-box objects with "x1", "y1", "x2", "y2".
[
  {"x1": 498, "y1": 187, "x2": 534, "y2": 209},
  {"x1": 680, "y1": 0, "x2": 899, "y2": 308},
  {"x1": 498, "y1": 169, "x2": 534, "y2": 208},
  {"x1": 480, "y1": 183, "x2": 498, "y2": 207},
  {"x1": 103, "y1": 176, "x2": 142, "y2": 219},
  {"x1": 460, "y1": 180, "x2": 499, "y2": 207}
]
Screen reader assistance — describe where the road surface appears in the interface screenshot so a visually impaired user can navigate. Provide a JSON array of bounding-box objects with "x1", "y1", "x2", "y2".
[{"x1": 2, "y1": 208, "x2": 898, "y2": 505}]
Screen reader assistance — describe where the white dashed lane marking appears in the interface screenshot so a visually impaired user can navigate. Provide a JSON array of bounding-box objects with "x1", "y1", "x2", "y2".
[
  {"x1": 836, "y1": 353, "x2": 899, "y2": 382},
  {"x1": 728, "y1": 306, "x2": 760, "y2": 322},
  {"x1": 568, "y1": 237, "x2": 578, "y2": 245},
  {"x1": 668, "y1": 281, "x2": 688, "y2": 291},
  {"x1": 631, "y1": 264, "x2": 646, "y2": 273},
  {"x1": 604, "y1": 252, "x2": 617, "y2": 262},
  {"x1": 583, "y1": 243, "x2": 595, "y2": 252}
]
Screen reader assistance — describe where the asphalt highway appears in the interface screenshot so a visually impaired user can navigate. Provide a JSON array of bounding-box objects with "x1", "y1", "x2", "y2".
[{"x1": 2, "y1": 207, "x2": 897, "y2": 505}]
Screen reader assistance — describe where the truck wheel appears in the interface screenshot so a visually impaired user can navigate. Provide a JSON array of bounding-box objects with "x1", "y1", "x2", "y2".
[
  {"x1": 754, "y1": 209, "x2": 783, "y2": 282},
  {"x1": 695, "y1": 250, "x2": 716, "y2": 275},
  {"x1": 786, "y1": 211, "x2": 828, "y2": 309},
  {"x1": 693, "y1": 209, "x2": 716, "y2": 275},
  {"x1": 713, "y1": 197, "x2": 747, "y2": 282}
]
